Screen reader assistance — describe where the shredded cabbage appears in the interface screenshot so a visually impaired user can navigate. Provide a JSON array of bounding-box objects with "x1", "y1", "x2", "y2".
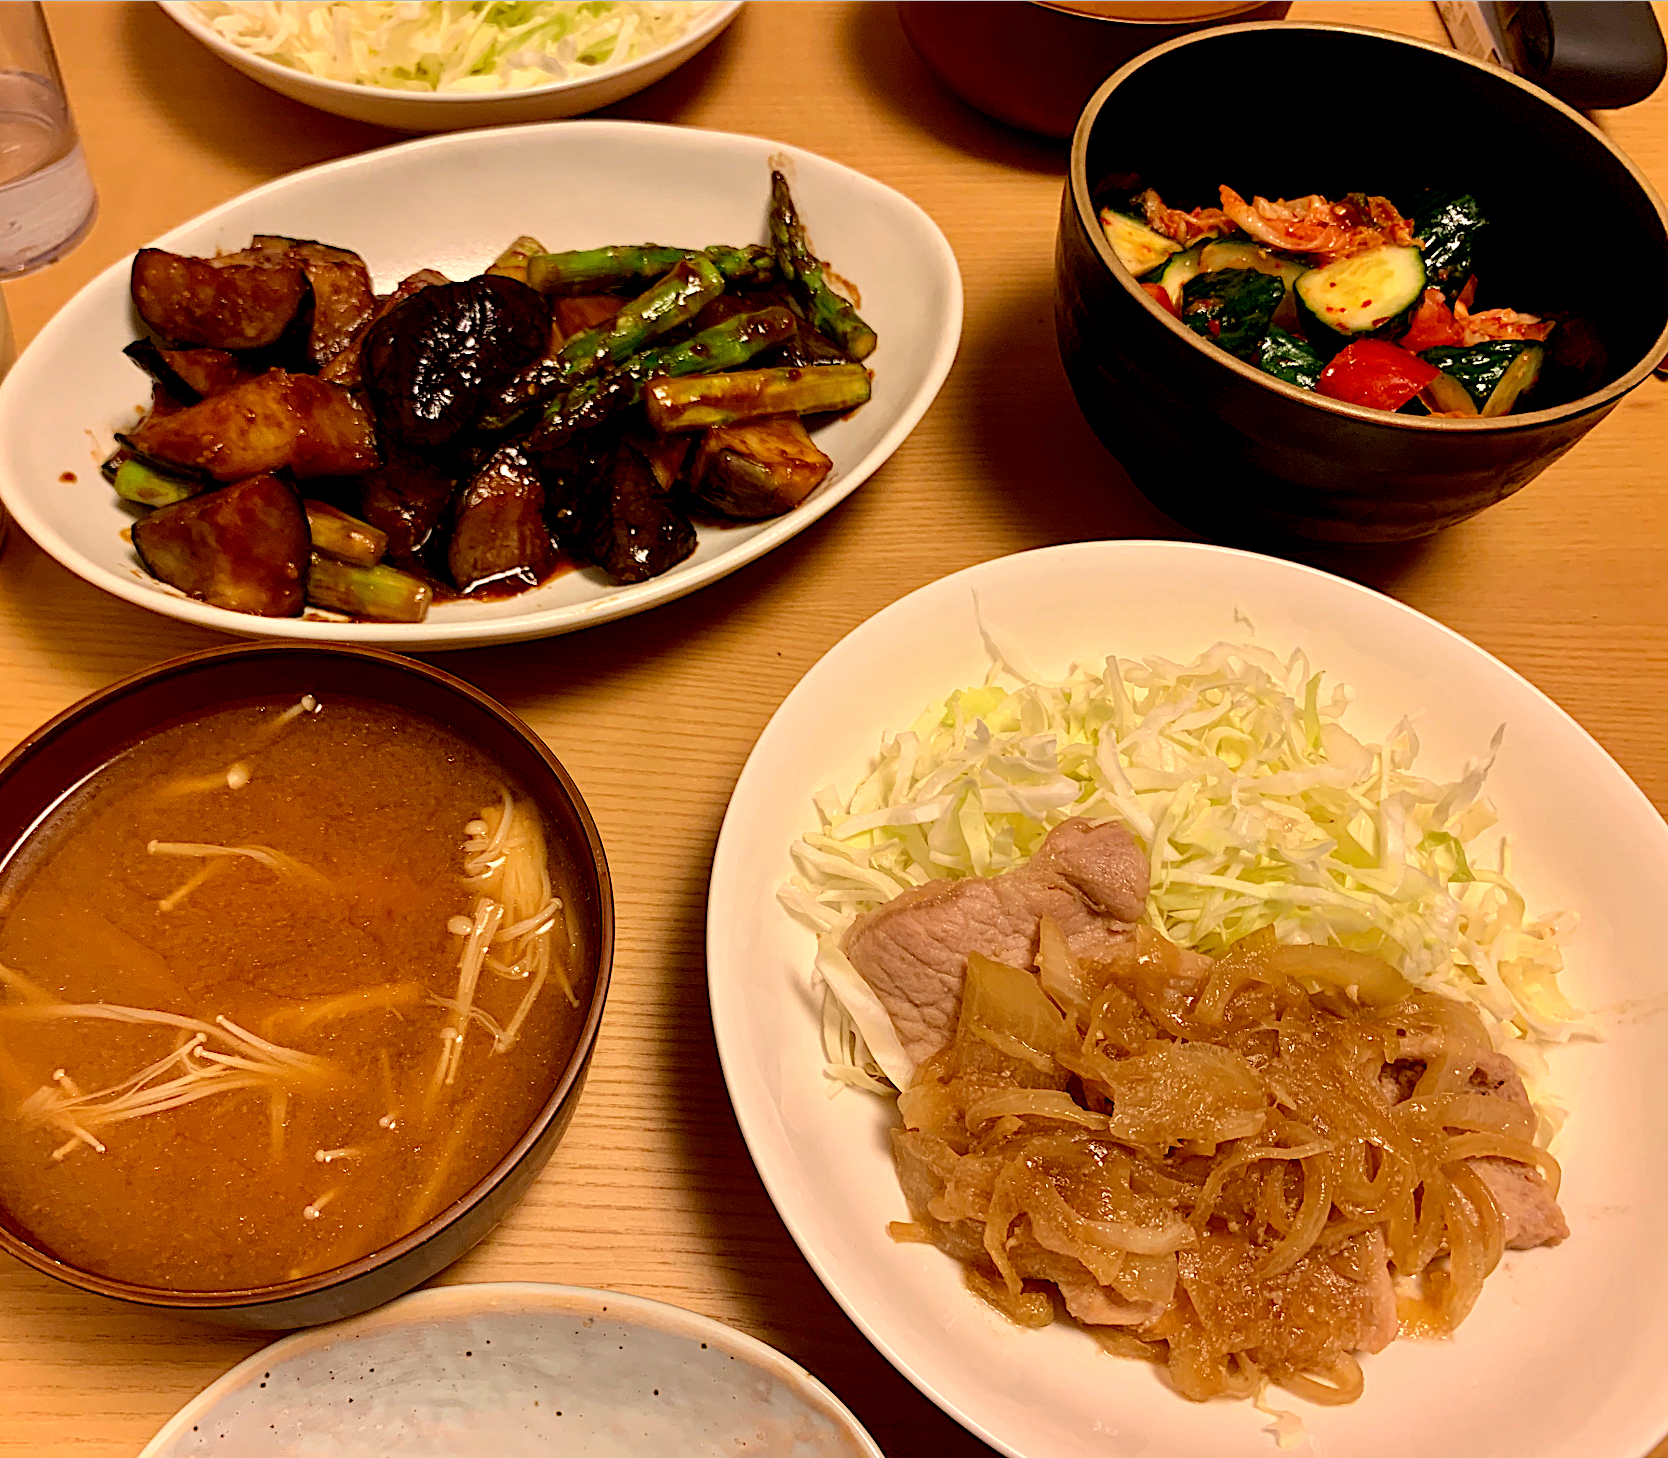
[
  {"x1": 782, "y1": 640, "x2": 1590, "y2": 1099},
  {"x1": 190, "y1": 1, "x2": 714, "y2": 92}
]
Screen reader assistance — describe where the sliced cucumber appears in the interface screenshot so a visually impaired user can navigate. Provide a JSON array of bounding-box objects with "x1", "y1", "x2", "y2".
[
  {"x1": 1420, "y1": 371, "x2": 1479, "y2": 416},
  {"x1": 1479, "y1": 343, "x2": 1544, "y2": 417},
  {"x1": 1200, "y1": 240, "x2": 1306, "y2": 290},
  {"x1": 1097, "y1": 208, "x2": 1181, "y2": 279},
  {"x1": 1295, "y1": 245, "x2": 1426, "y2": 350},
  {"x1": 1256, "y1": 328, "x2": 1326, "y2": 391},
  {"x1": 1410, "y1": 190, "x2": 1487, "y2": 301},
  {"x1": 1180, "y1": 269, "x2": 1285, "y2": 363},
  {"x1": 1157, "y1": 243, "x2": 1206, "y2": 305},
  {"x1": 1201, "y1": 240, "x2": 1306, "y2": 328},
  {"x1": 1419, "y1": 342, "x2": 1544, "y2": 416}
]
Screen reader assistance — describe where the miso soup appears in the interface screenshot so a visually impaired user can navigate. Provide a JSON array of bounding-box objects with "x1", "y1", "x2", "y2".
[{"x1": 0, "y1": 694, "x2": 589, "y2": 1291}]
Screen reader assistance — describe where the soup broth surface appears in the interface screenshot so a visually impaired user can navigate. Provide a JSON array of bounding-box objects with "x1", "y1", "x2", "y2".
[{"x1": 0, "y1": 694, "x2": 585, "y2": 1291}]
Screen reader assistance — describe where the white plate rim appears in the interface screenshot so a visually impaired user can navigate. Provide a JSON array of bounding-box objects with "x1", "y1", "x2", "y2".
[
  {"x1": 138, "y1": 1279, "x2": 885, "y2": 1458},
  {"x1": 155, "y1": 0, "x2": 747, "y2": 109},
  {"x1": 705, "y1": 538, "x2": 1668, "y2": 1458},
  {"x1": 0, "y1": 119, "x2": 962, "y2": 650}
]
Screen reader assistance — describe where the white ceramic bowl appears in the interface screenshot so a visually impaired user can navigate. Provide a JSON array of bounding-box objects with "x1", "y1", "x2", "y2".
[
  {"x1": 157, "y1": 1, "x2": 744, "y2": 130},
  {"x1": 707, "y1": 540, "x2": 1668, "y2": 1458},
  {"x1": 0, "y1": 120, "x2": 961, "y2": 650},
  {"x1": 139, "y1": 1282, "x2": 885, "y2": 1457}
]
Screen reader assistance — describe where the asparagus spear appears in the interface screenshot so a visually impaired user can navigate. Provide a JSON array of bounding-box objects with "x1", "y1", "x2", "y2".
[
  {"x1": 526, "y1": 243, "x2": 774, "y2": 296},
  {"x1": 768, "y1": 171, "x2": 878, "y2": 361},
  {"x1": 484, "y1": 235, "x2": 547, "y2": 285},
  {"x1": 306, "y1": 554, "x2": 432, "y2": 623},
  {"x1": 529, "y1": 308, "x2": 798, "y2": 451},
  {"x1": 304, "y1": 499, "x2": 388, "y2": 568},
  {"x1": 551, "y1": 254, "x2": 727, "y2": 387},
  {"x1": 114, "y1": 456, "x2": 206, "y2": 508},
  {"x1": 643, "y1": 364, "x2": 871, "y2": 432}
]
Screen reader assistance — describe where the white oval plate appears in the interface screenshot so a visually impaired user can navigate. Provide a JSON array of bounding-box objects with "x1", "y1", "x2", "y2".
[
  {"x1": 706, "y1": 540, "x2": 1668, "y2": 1458},
  {"x1": 140, "y1": 1282, "x2": 883, "y2": 1458},
  {"x1": 0, "y1": 121, "x2": 960, "y2": 650}
]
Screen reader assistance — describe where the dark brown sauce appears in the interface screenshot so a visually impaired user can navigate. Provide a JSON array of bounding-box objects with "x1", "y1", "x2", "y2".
[{"x1": 58, "y1": 472, "x2": 77, "y2": 484}]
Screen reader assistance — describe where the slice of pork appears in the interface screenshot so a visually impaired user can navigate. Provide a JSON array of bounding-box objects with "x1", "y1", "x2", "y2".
[
  {"x1": 842, "y1": 817, "x2": 1149, "y2": 1066},
  {"x1": 1378, "y1": 1031, "x2": 1567, "y2": 1249}
]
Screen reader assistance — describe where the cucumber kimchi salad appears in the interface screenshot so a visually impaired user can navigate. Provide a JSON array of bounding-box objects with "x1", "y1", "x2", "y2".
[{"x1": 1099, "y1": 184, "x2": 1567, "y2": 418}]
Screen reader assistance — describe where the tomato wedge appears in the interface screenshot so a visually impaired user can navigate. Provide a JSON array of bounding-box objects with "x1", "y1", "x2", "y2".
[
  {"x1": 1141, "y1": 281, "x2": 1179, "y2": 317},
  {"x1": 1316, "y1": 339, "x2": 1438, "y2": 411},
  {"x1": 1398, "y1": 288, "x2": 1464, "y2": 352}
]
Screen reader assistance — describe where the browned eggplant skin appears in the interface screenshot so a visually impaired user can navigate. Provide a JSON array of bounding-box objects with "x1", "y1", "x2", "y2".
[
  {"x1": 131, "y1": 249, "x2": 308, "y2": 351},
  {"x1": 126, "y1": 370, "x2": 379, "y2": 482},
  {"x1": 132, "y1": 474, "x2": 310, "y2": 617},
  {"x1": 689, "y1": 414, "x2": 832, "y2": 519},
  {"x1": 357, "y1": 449, "x2": 459, "y2": 559},
  {"x1": 564, "y1": 440, "x2": 697, "y2": 585},
  {"x1": 447, "y1": 445, "x2": 557, "y2": 596},
  {"x1": 321, "y1": 268, "x2": 451, "y2": 389}
]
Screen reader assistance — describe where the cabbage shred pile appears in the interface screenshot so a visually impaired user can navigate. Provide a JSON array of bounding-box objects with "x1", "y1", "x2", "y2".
[
  {"x1": 783, "y1": 641, "x2": 1585, "y2": 1099},
  {"x1": 191, "y1": 1, "x2": 713, "y2": 92}
]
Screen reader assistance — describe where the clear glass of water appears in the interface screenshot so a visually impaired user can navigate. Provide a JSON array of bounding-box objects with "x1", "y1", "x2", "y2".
[{"x1": 0, "y1": 3, "x2": 96, "y2": 280}]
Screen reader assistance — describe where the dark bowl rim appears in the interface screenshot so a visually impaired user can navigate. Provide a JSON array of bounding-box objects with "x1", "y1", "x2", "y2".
[
  {"x1": 0, "y1": 641, "x2": 615, "y2": 1311},
  {"x1": 1028, "y1": 0, "x2": 1275, "y2": 26},
  {"x1": 1066, "y1": 19, "x2": 1668, "y2": 432}
]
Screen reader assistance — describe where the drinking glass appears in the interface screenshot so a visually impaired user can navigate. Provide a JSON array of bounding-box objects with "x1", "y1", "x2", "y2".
[{"x1": 0, "y1": 2, "x2": 96, "y2": 279}]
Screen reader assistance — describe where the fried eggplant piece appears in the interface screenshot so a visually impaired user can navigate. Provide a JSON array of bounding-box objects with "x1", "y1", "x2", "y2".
[
  {"x1": 162, "y1": 347, "x2": 249, "y2": 398},
  {"x1": 131, "y1": 249, "x2": 308, "y2": 351},
  {"x1": 553, "y1": 293, "x2": 627, "y2": 343},
  {"x1": 567, "y1": 440, "x2": 696, "y2": 585},
  {"x1": 320, "y1": 268, "x2": 450, "y2": 388},
  {"x1": 232, "y1": 236, "x2": 377, "y2": 369},
  {"x1": 125, "y1": 369, "x2": 379, "y2": 481},
  {"x1": 296, "y1": 249, "x2": 375, "y2": 370},
  {"x1": 363, "y1": 275, "x2": 550, "y2": 453},
  {"x1": 123, "y1": 340, "x2": 246, "y2": 404},
  {"x1": 632, "y1": 431, "x2": 692, "y2": 491},
  {"x1": 447, "y1": 445, "x2": 557, "y2": 595},
  {"x1": 357, "y1": 450, "x2": 459, "y2": 559},
  {"x1": 132, "y1": 473, "x2": 309, "y2": 616},
  {"x1": 688, "y1": 415, "x2": 831, "y2": 519}
]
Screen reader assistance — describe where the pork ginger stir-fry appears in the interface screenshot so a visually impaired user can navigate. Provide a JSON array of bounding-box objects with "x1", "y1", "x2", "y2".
[
  {"x1": 1099, "y1": 181, "x2": 1574, "y2": 418},
  {"x1": 107, "y1": 169, "x2": 876, "y2": 621},
  {"x1": 838, "y1": 818, "x2": 1566, "y2": 1404}
]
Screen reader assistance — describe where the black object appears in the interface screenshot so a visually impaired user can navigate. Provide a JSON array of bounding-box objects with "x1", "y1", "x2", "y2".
[
  {"x1": 1498, "y1": 3, "x2": 1666, "y2": 110},
  {"x1": 1056, "y1": 23, "x2": 1668, "y2": 543}
]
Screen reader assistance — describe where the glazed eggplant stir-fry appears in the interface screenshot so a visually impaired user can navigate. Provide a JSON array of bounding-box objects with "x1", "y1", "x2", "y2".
[
  {"x1": 1100, "y1": 183, "x2": 1568, "y2": 418},
  {"x1": 109, "y1": 171, "x2": 876, "y2": 621}
]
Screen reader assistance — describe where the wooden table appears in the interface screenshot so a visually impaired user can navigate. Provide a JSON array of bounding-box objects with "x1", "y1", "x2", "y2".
[{"x1": 2, "y1": 3, "x2": 1664, "y2": 1454}]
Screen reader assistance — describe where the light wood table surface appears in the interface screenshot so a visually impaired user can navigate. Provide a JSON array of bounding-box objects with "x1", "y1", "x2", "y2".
[{"x1": 2, "y1": 3, "x2": 1665, "y2": 1455}]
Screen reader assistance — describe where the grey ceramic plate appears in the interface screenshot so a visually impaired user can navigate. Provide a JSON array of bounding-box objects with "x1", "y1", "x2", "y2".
[{"x1": 140, "y1": 1282, "x2": 882, "y2": 1457}]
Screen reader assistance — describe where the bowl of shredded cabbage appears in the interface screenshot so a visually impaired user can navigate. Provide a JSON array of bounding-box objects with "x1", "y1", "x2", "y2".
[{"x1": 159, "y1": 1, "x2": 743, "y2": 130}]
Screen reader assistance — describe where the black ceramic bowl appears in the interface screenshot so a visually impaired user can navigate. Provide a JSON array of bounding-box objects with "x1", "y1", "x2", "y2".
[
  {"x1": 1056, "y1": 22, "x2": 1668, "y2": 542},
  {"x1": 0, "y1": 645, "x2": 613, "y2": 1330}
]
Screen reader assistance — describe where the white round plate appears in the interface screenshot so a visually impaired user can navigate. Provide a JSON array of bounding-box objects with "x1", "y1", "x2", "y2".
[
  {"x1": 157, "y1": 2, "x2": 745, "y2": 132},
  {"x1": 0, "y1": 121, "x2": 960, "y2": 650},
  {"x1": 139, "y1": 1282, "x2": 883, "y2": 1458},
  {"x1": 706, "y1": 540, "x2": 1668, "y2": 1458}
]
